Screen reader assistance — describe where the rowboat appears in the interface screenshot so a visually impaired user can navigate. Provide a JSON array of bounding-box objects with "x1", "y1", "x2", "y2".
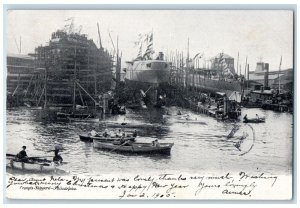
[
  {"x1": 6, "y1": 154, "x2": 65, "y2": 174},
  {"x1": 93, "y1": 140, "x2": 174, "y2": 155},
  {"x1": 243, "y1": 118, "x2": 265, "y2": 123},
  {"x1": 79, "y1": 135, "x2": 97, "y2": 142},
  {"x1": 79, "y1": 134, "x2": 135, "y2": 143}
]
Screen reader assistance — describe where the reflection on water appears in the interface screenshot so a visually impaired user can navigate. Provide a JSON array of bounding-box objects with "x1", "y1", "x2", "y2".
[{"x1": 6, "y1": 107, "x2": 293, "y2": 175}]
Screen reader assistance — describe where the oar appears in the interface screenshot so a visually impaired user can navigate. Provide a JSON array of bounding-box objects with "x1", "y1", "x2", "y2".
[
  {"x1": 109, "y1": 141, "x2": 129, "y2": 153},
  {"x1": 227, "y1": 125, "x2": 239, "y2": 139},
  {"x1": 46, "y1": 148, "x2": 66, "y2": 153},
  {"x1": 29, "y1": 156, "x2": 53, "y2": 158},
  {"x1": 7, "y1": 153, "x2": 53, "y2": 159}
]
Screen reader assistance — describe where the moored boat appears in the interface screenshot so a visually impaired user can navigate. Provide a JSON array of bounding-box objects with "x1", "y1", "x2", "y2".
[
  {"x1": 243, "y1": 118, "x2": 265, "y2": 123},
  {"x1": 79, "y1": 134, "x2": 135, "y2": 143},
  {"x1": 79, "y1": 135, "x2": 95, "y2": 142},
  {"x1": 99, "y1": 121, "x2": 162, "y2": 129},
  {"x1": 93, "y1": 140, "x2": 174, "y2": 155},
  {"x1": 6, "y1": 156, "x2": 65, "y2": 174}
]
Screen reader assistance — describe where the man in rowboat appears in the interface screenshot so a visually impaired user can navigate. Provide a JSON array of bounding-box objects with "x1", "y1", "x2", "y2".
[
  {"x1": 152, "y1": 139, "x2": 160, "y2": 148},
  {"x1": 53, "y1": 149, "x2": 63, "y2": 164},
  {"x1": 116, "y1": 129, "x2": 122, "y2": 138},
  {"x1": 132, "y1": 130, "x2": 137, "y2": 138},
  {"x1": 243, "y1": 114, "x2": 248, "y2": 122},
  {"x1": 102, "y1": 129, "x2": 109, "y2": 138},
  {"x1": 90, "y1": 128, "x2": 100, "y2": 137},
  {"x1": 16, "y1": 146, "x2": 28, "y2": 162}
]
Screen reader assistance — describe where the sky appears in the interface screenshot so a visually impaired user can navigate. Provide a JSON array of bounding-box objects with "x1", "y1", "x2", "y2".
[{"x1": 6, "y1": 10, "x2": 293, "y2": 73}]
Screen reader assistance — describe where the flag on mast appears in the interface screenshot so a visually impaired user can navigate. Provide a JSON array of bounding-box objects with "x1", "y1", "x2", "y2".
[
  {"x1": 143, "y1": 32, "x2": 154, "y2": 60},
  {"x1": 135, "y1": 43, "x2": 143, "y2": 60}
]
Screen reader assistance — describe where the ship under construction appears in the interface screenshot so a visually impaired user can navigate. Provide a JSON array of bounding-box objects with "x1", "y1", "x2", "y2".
[{"x1": 8, "y1": 26, "x2": 115, "y2": 116}]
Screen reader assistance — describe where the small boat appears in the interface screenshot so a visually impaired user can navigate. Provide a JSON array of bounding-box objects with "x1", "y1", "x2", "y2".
[
  {"x1": 6, "y1": 154, "x2": 65, "y2": 174},
  {"x1": 93, "y1": 140, "x2": 174, "y2": 155},
  {"x1": 79, "y1": 135, "x2": 95, "y2": 142},
  {"x1": 243, "y1": 118, "x2": 265, "y2": 123},
  {"x1": 57, "y1": 112, "x2": 95, "y2": 120},
  {"x1": 79, "y1": 134, "x2": 135, "y2": 143}
]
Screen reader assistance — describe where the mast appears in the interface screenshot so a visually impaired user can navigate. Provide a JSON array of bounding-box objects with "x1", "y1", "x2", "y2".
[
  {"x1": 241, "y1": 56, "x2": 247, "y2": 100},
  {"x1": 247, "y1": 64, "x2": 249, "y2": 90},
  {"x1": 20, "y1": 36, "x2": 22, "y2": 54},
  {"x1": 239, "y1": 64, "x2": 241, "y2": 76},
  {"x1": 97, "y1": 22, "x2": 103, "y2": 49},
  {"x1": 44, "y1": 47, "x2": 47, "y2": 108},
  {"x1": 73, "y1": 45, "x2": 77, "y2": 113},
  {"x1": 237, "y1": 52, "x2": 239, "y2": 75},
  {"x1": 185, "y1": 37, "x2": 189, "y2": 88},
  {"x1": 278, "y1": 56, "x2": 282, "y2": 92},
  {"x1": 244, "y1": 56, "x2": 248, "y2": 78},
  {"x1": 116, "y1": 35, "x2": 120, "y2": 83}
]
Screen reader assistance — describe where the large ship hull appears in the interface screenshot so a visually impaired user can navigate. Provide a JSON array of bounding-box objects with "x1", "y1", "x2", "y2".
[
  {"x1": 125, "y1": 60, "x2": 171, "y2": 84},
  {"x1": 124, "y1": 60, "x2": 171, "y2": 107}
]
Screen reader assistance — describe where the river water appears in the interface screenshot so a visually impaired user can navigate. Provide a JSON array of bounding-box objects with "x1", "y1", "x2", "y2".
[{"x1": 6, "y1": 106, "x2": 293, "y2": 175}]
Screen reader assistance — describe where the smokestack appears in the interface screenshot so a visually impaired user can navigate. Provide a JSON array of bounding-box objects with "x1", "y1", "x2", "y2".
[{"x1": 264, "y1": 63, "x2": 269, "y2": 88}]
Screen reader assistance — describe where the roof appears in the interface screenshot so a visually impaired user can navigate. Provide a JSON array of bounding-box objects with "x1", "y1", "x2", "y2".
[{"x1": 7, "y1": 53, "x2": 34, "y2": 60}]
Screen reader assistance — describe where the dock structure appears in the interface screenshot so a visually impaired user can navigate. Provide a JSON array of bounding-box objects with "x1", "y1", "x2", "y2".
[
  {"x1": 167, "y1": 51, "x2": 242, "y2": 97},
  {"x1": 165, "y1": 50, "x2": 243, "y2": 120},
  {"x1": 25, "y1": 30, "x2": 113, "y2": 110}
]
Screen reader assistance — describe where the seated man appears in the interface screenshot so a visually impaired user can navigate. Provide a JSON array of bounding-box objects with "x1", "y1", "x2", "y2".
[
  {"x1": 90, "y1": 129, "x2": 99, "y2": 137},
  {"x1": 16, "y1": 146, "x2": 28, "y2": 162},
  {"x1": 119, "y1": 135, "x2": 127, "y2": 145},
  {"x1": 53, "y1": 149, "x2": 63, "y2": 164},
  {"x1": 102, "y1": 129, "x2": 109, "y2": 138},
  {"x1": 132, "y1": 130, "x2": 137, "y2": 138},
  {"x1": 153, "y1": 139, "x2": 160, "y2": 148},
  {"x1": 116, "y1": 129, "x2": 122, "y2": 138},
  {"x1": 243, "y1": 114, "x2": 248, "y2": 122}
]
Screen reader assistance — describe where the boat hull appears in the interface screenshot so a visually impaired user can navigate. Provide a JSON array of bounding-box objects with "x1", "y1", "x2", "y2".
[
  {"x1": 93, "y1": 140, "x2": 173, "y2": 155},
  {"x1": 79, "y1": 135, "x2": 135, "y2": 143},
  {"x1": 187, "y1": 74, "x2": 242, "y2": 96},
  {"x1": 6, "y1": 158, "x2": 63, "y2": 174},
  {"x1": 125, "y1": 60, "x2": 171, "y2": 84},
  {"x1": 124, "y1": 60, "x2": 171, "y2": 107},
  {"x1": 243, "y1": 118, "x2": 265, "y2": 123}
]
